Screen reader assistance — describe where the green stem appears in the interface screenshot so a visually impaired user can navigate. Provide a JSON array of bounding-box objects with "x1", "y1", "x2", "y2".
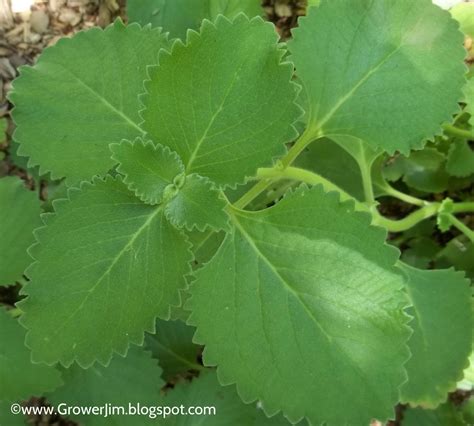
[
  {"x1": 452, "y1": 202, "x2": 474, "y2": 213},
  {"x1": 281, "y1": 128, "x2": 318, "y2": 167},
  {"x1": 358, "y1": 148, "x2": 376, "y2": 205},
  {"x1": 375, "y1": 181, "x2": 426, "y2": 207},
  {"x1": 445, "y1": 214, "x2": 474, "y2": 243},
  {"x1": 233, "y1": 179, "x2": 274, "y2": 210},
  {"x1": 372, "y1": 203, "x2": 441, "y2": 232},
  {"x1": 442, "y1": 123, "x2": 473, "y2": 140}
]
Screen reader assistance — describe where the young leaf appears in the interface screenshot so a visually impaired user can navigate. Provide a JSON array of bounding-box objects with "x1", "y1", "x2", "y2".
[
  {"x1": 398, "y1": 264, "x2": 472, "y2": 407},
  {"x1": 162, "y1": 371, "x2": 292, "y2": 425},
  {"x1": 0, "y1": 308, "x2": 62, "y2": 403},
  {"x1": 110, "y1": 138, "x2": 185, "y2": 205},
  {"x1": 145, "y1": 319, "x2": 202, "y2": 379},
  {"x1": 403, "y1": 403, "x2": 465, "y2": 426},
  {"x1": 128, "y1": 0, "x2": 263, "y2": 40},
  {"x1": 289, "y1": 0, "x2": 466, "y2": 154},
  {"x1": 47, "y1": 347, "x2": 164, "y2": 426},
  {"x1": 0, "y1": 177, "x2": 41, "y2": 286},
  {"x1": 141, "y1": 15, "x2": 300, "y2": 188},
  {"x1": 164, "y1": 174, "x2": 230, "y2": 232},
  {"x1": 188, "y1": 186, "x2": 410, "y2": 425},
  {"x1": 10, "y1": 20, "x2": 170, "y2": 184},
  {"x1": 18, "y1": 176, "x2": 193, "y2": 367}
]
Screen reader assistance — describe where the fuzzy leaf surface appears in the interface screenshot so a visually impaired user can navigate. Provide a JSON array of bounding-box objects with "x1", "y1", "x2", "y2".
[
  {"x1": 0, "y1": 177, "x2": 41, "y2": 285},
  {"x1": 399, "y1": 265, "x2": 472, "y2": 407},
  {"x1": 48, "y1": 347, "x2": 163, "y2": 425},
  {"x1": 110, "y1": 139, "x2": 184, "y2": 205},
  {"x1": 0, "y1": 308, "x2": 62, "y2": 403},
  {"x1": 289, "y1": 0, "x2": 466, "y2": 154},
  {"x1": 127, "y1": 0, "x2": 262, "y2": 39},
  {"x1": 145, "y1": 319, "x2": 202, "y2": 379},
  {"x1": 18, "y1": 177, "x2": 192, "y2": 367},
  {"x1": 141, "y1": 15, "x2": 299, "y2": 187},
  {"x1": 188, "y1": 186, "x2": 410, "y2": 425},
  {"x1": 164, "y1": 174, "x2": 230, "y2": 232},
  {"x1": 162, "y1": 371, "x2": 292, "y2": 425},
  {"x1": 10, "y1": 21, "x2": 170, "y2": 184}
]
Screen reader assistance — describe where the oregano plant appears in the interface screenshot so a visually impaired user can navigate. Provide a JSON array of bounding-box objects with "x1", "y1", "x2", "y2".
[{"x1": 1, "y1": 0, "x2": 474, "y2": 425}]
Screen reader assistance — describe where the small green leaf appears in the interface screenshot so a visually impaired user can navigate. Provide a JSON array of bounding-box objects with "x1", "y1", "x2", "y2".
[
  {"x1": 451, "y1": 3, "x2": 474, "y2": 38},
  {"x1": 145, "y1": 319, "x2": 202, "y2": 379},
  {"x1": 127, "y1": 0, "x2": 263, "y2": 40},
  {"x1": 289, "y1": 0, "x2": 466, "y2": 154},
  {"x1": 110, "y1": 138, "x2": 185, "y2": 205},
  {"x1": 48, "y1": 347, "x2": 164, "y2": 426},
  {"x1": 188, "y1": 186, "x2": 410, "y2": 425},
  {"x1": 398, "y1": 264, "x2": 472, "y2": 407},
  {"x1": 162, "y1": 371, "x2": 293, "y2": 425},
  {"x1": 446, "y1": 139, "x2": 474, "y2": 178},
  {"x1": 141, "y1": 15, "x2": 300, "y2": 188},
  {"x1": 403, "y1": 403, "x2": 465, "y2": 426},
  {"x1": 10, "y1": 20, "x2": 170, "y2": 184},
  {"x1": 0, "y1": 307, "x2": 62, "y2": 403},
  {"x1": 18, "y1": 176, "x2": 193, "y2": 367},
  {"x1": 165, "y1": 174, "x2": 230, "y2": 232},
  {"x1": 0, "y1": 177, "x2": 41, "y2": 286}
]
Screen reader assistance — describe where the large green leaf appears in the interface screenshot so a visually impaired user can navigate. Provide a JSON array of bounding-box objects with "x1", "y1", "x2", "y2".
[
  {"x1": 162, "y1": 371, "x2": 292, "y2": 425},
  {"x1": 0, "y1": 308, "x2": 61, "y2": 403},
  {"x1": 188, "y1": 186, "x2": 410, "y2": 425},
  {"x1": 141, "y1": 15, "x2": 300, "y2": 188},
  {"x1": 398, "y1": 264, "x2": 472, "y2": 407},
  {"x1": 127, "y1": 0, "x2": 262, "y2": 40},
  {"x1": 48, "y1": 347, "x2": 164, "y2": 425},
  {"x1": 18, "y1": 176, "x2": 193, "y2": 367},
  {"x1": 10, "y1": 20, "x2": 170, "y2": 184},
  {"x1": 289, "y1": 0, "x2": 466, "y2": 154},
  {"x1": 145, "y1": 319, "x2": 202, "y2": 379},
  {"x1": 0, "y1": 177, "x2": 41, "y2": 286}
]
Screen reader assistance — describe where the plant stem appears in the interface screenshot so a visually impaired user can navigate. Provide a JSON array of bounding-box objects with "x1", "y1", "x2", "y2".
[
  {"x1": 445, "y1": 214, "x2": 474, "y2": 243},
  {"x1": 233, "y1": 179, "x2": 273, "y2": 210},
  {"x1": 372, "y1": 203, "x2": 441, "y2": 232},
  {"x1": 281, "y1": 128, "x2": 318, "y2": 167},
  {"x1": 358, "y1": 147, "x2": 376, "y2": 205},
  {"x1": 375, "y1": 181, "x2": 426, "y2": 207},
  {"x1": 452, "y1": 202, "x2": 474, "y2": 213},
  {"x1": 442, "y1": 123, "x2": 473, "y2": 140}
]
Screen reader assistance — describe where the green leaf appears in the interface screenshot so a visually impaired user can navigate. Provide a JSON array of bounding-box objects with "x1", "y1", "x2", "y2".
[
  {"x1": 451, "y1": 3, "x2": 474, "y2": 38},
  {"x1": 447, "y1": 139, "x2": 474, "y2": 178},
  {"x1": 186, "y1": 229, "x2": 225, "y2": 270},
  {"x1": 110, "y1": 138, "x2": 185, "y2": 205},
  {"x1": 436, "y1": 237, "x2": 474, "y2": 279},
  {"x1": 145, "y1": 319, "x2": 202, "y2": 379},
  {"x1": 398, "y1": 264, "x2": 472, "y2": 407},
  {"x1": 188, "y1": 186, "x2": 410, "y2": 425},
  {"x1": 0, "y1": 401, "x2": 27, "y2": 426},
  {"x1": 164, "y1": 174, "x2": 230, "y2": 232},
  {"x1": 0, "y1": 307, "x2": 62, "y2": 403},
  {"x1": 294, "y1": 137, "x2": 364, "y2": 201},
  {"x1": 127, "y1": 0, "x2": 262, "y2": 40},
  {"x1": 403, "y1": 403, "x2": 465, "y2": 426},
  {"x1": 18, "y1": 176, "x2": 193, "y2": 367},
  {"x1": 289, "y1": 0, "x2": 466, "y2": 154},
  {"x1": 465, "y1": 79, "x2": 474, "y2": 128},
  {"x1": 48, "y1": 347, "x2": 164, "y2": 426},
  {"x1": 141, "y1": 15, "x2": 300, "y2": 188},
  {"x1": 162, "y1": 371, "x2": 293, "y2": 425},
  {"x1": 10, "y1": 20, "x2": 170, "y2": 184},
  {"x1": 0, "y1": 177, "x2": 41, "y2": 286}
]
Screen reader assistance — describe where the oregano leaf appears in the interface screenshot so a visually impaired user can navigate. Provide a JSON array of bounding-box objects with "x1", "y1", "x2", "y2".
[
  {"x1": 399, "y1": 264, "x2": 472, "y2": 407},
  {"x1": 289, "y1": 0, "x2": 466, "y2": 154},
  {"x1": 128, "y1": 0, "x2": 263, "y2": 40},
  {"x1": 141, "y1": 15, "x2": 300, "y2": 188},
  {"x1": 18, "y1": 176, "x2": 193, "y2": 367},
  {"x1": 47, "y1": 347, "x2": 164, "y2": 426},
  {"x1": 164, "y1": 174, "x2": 230, "y2": 232},
  {"x1": 10, "y1": 20, "x2": 170, "y2": 184},
  {"x1": 162, "y1": 371, "x2": 292, "y2": 425},
  {"x1": 0, "y1": 177, "x2": 41, "y2": 286},
  {"x1": 188, "y1": 186, "x2": 410, "y2": 425},
  {"x1": 145, "y1": 319, "x2": 202, "y2": 379},
  {"x1": 0, "y1": 307, "x2": 62, "y2": 403},
  {"x1": 110, "y1": 138, "x2": 185, "y2": 205}
]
